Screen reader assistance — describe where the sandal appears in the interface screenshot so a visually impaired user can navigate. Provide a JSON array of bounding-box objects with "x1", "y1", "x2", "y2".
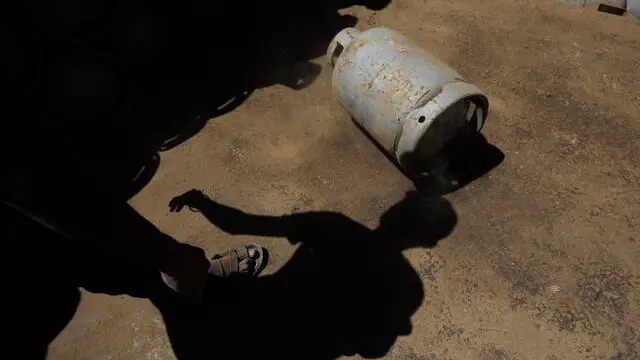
[{"x1": 208, "y1": 243, "x2": 267, "y2": 277}]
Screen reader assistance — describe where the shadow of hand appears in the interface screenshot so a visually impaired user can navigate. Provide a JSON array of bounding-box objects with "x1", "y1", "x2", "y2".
[
  {"x1": 168, "y1": 189, "x2": 210, "y2": 212},
  {"x1": 169, "y1": 190, "x2": 273, "y2": 238}
]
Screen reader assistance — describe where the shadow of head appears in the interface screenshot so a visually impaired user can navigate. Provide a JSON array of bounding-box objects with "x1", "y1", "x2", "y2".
[
  {"x1": 377, "y1": 190, "x2": 458, "y2": 249},
  {"x1": 331, "y1": 194, "x2": 456, "y2": 359},
  {"x1": 320, "y1": 191, "x2": 456, "y2": 358},
  {"x1": 277, "y1": 194, "x2": 456, "y2": 359}
]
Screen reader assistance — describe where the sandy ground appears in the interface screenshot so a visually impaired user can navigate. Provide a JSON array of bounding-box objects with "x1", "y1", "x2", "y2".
[{"x1": 45, "y1": 0, "x2": 639, "y2": 359}]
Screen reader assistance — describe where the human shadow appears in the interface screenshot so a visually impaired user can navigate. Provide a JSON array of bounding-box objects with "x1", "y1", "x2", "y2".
[{"x1": 153, "y1": 189, "x2": 457, "y2": 360}]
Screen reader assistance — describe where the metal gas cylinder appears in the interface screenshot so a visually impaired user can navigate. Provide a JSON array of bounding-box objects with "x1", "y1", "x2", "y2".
[{"x1": 327, "y1": 27, "x2": 489, "y2": 177}]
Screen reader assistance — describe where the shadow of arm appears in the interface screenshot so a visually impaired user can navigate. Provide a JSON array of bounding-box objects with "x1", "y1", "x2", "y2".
[{"x1": 169, "y1": 190, "x2": 288, "y2": 237}]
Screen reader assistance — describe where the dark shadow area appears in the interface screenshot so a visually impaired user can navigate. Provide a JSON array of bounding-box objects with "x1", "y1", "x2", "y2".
[
  {"x1": 5, "y1": 187, "x2": 456, "y2": 360},
  {"x1": 396, "y1": 99, "x2": 504, "y2": 194},
  {"x1": 2, "y1": 1, "x2": 500, "y2": 359},
  {"x1": 413, "y1": 132, "x2": 505, "y2": 195},
  {"x1": 4, "y1": 1, "x2": 398, "y2": 358},
  {"x1": 4, "y1": 200, "x2": 173, "y2": 359},
  {"x1": 154, "y1": 189, "x2": 457, "y2": 360},
  {"x1": 7, "y1": 285, "x2": 81, "y2": 360},
  {"x1": 2, "y1": 0, "x2": 391, "y2": 202},
  {"x1": 3, "y1": 202, "x2": 117, "y2": 359},
  {"x1": 350, "y1": 98, "x2": 503, "y2": 192},
  {"x1": 359, "y1": 118, "x2": 504, "y2": 195}
]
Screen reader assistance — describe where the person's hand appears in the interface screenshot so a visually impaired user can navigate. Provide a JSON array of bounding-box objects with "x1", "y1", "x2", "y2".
[{"x1": 169, "y1": 189, "x2": 210, "y2": 212}]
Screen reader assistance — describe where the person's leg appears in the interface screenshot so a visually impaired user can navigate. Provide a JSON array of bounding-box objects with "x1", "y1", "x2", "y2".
[
  {"x1": 5, "y1": 177, "x2": 262, "y2": 303},
  {"x1": 6, "y1": 193, "x2": 211, "y2": 303},
  {"x1": 69, "y1": 201, "x2": 211, "y2": 303}
]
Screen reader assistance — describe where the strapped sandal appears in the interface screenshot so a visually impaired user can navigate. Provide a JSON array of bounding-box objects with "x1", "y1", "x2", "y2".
[{"x1": 208, "y1": 243, "x2": 266, "y2": 277}]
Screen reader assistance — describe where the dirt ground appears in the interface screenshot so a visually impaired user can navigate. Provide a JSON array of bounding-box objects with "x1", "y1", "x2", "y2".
[{"x1": 44, "y1": 0, "x2": 639, "y2": 359}]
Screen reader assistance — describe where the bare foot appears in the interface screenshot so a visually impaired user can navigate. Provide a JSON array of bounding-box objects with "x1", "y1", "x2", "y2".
[
  {"x1": 238, "y1": 247, "x2": 259, "y2": 273},
  {"x1": 208, "y1": 244, "x2": 265, "y2": 279}
]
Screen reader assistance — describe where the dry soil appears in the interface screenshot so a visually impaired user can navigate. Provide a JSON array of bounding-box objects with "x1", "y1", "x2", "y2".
[{"x1": 47, "y1": 1, "x2": 639, "y2": 359}]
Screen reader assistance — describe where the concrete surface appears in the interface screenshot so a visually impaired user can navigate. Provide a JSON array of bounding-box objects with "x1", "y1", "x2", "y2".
[{"x1": 47, "y1": 0, "x2": 639, "y2": 359}]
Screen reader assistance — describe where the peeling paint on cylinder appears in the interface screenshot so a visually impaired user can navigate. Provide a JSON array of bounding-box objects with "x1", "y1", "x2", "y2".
[{"x1": 327, "y1": 27, "x2": 489, "y2": 177}]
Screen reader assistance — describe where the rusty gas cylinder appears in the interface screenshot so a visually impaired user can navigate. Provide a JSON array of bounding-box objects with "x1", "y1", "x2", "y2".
[{"x1": 327, "y1": 28, "x2": 489, "y2": 178}]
